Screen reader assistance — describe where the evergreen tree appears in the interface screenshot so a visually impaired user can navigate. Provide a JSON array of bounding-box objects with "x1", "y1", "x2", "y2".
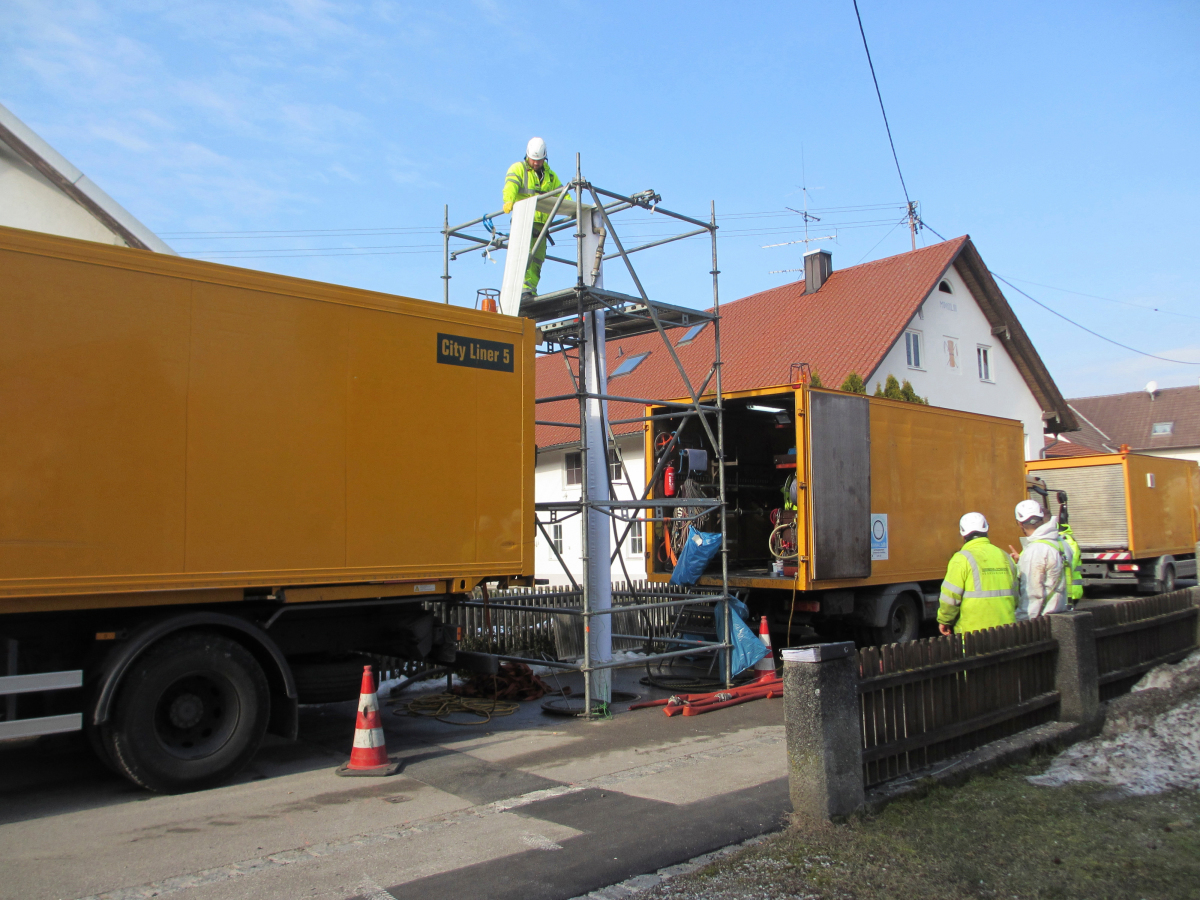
[
  {"x1": 839, "y1": 372, "x2": 867, "y2": 394},
  {"x1": 872, "y1": 374, "x2": 929, "y2": 404},
  {"x1": 900, "y1": 379, "x2": 928, "y2": 404},
  {"x1": 809, "y1": 371, "x2": 823, "y2": 388}
]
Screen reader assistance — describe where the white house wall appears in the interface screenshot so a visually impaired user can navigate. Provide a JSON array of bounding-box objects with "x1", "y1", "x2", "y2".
[
  {"x1": 533, "y1": 435, "x2": 647, "y2": 585},
  {"x1": 0, "y1": 142, "x2": 127, "y2": 246},
  {"x1": 867, "y1": 263, "x2": 1046, "y2": 460}
]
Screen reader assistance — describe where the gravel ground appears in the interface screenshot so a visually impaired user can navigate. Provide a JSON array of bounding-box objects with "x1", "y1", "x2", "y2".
[{"x1": 594, "y1": 651, "x2": 1200, "y2": 900}]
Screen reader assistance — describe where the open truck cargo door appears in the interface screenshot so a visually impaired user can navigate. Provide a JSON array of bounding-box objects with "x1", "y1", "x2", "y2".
[{"x1": 809, "y1": 390, "x2": 871, "y2": 580}]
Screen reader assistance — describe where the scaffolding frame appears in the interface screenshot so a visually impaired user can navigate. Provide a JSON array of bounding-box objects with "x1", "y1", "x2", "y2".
[{"x1": 444, "y1": 157, "x2": 732, "y2": 716}]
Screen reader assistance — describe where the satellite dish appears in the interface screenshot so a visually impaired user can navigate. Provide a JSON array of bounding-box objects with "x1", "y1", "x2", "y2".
[{"x1": 1146, "y1": 381, "x2": 1159, "y2": 398}]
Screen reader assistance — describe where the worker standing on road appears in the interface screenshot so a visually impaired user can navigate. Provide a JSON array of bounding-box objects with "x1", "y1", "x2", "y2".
[
  {"x1": 502, "y1": 137, "x2": 565, "y2": 302},
  {"x1": 937, "y1": 512, "x2": 1018, "y2": 635},
  {"x1": 1058, "y1": 520, "x2": 1084, "y2": 605},
  {"x1": 1013, "y1": 500, "x2": 1069, "y2": 618}
]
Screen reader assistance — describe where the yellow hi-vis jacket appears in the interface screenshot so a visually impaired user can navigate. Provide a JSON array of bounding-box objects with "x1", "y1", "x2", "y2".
[
  {"x1": 502, "y1": 160, "x2": 565, "y2": 223},
  {"x1": 938, "y1": 537, "x2": 1018, "y2": 634},
  {"x1": 1059, "y1": 523, "x2": 1083, "y2": 602}
]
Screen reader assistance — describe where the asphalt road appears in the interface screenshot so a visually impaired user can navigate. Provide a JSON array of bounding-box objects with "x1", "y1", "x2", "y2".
[{"x1": 0, "y1": 666, "x2": 791, "y2": 900}]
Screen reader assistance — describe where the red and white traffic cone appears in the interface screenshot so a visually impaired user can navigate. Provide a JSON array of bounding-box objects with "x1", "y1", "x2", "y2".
[
  {"x1": 336, "y1": 666, "x2": 400, "y2": 777},
  {"x1": 753, "y1": 617, "x2": 777, "y2": 683}
]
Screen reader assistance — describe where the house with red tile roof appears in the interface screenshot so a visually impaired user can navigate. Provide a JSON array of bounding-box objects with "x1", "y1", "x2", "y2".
[
  {"x1": 534, "y1": 236, "x2": 1076, "y2": 583},
  {"x1": 1047, "y1": 384, "x2": 1200, "y2": 464}
]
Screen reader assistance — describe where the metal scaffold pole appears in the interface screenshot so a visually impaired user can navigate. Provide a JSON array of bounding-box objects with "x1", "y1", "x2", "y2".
[
  {"x1": 442, "y1": 204, "x2": 450, "y2": 304},
  {"x1": 711, "y1": 201, "x2": 731, "y2": 688}
]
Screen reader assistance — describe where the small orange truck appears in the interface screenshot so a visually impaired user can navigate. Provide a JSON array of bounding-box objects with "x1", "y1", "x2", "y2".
[
  {"x1": 646, "y1": 383, "x2": 1027, "y2": 644},
  {"x1": 0, "y1": 226, "x2": 535, "y2": 791},
  {"x1": 1026, "y1": 452, "x2": 1199, "y2": 593}
]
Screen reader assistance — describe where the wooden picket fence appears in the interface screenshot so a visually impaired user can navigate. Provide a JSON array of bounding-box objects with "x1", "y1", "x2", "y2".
[
  {"x1": 1089, "y1": 589, "x2": 1198, "y2": 700},
  {"x1": 857, "y1": 617, "x2": 1058, "y2": 788}
]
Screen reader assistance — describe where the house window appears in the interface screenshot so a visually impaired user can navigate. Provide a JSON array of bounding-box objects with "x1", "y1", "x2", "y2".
[
  {"x1": 676, "y1": 323, "x2": 707, "y2": 346},
  {"x1": 1151, "y1": 422, "x2": 1174, "y2": 435},
  {"x1": 938, "y1": 280, "x2": 954, "y2": 294},
  {"x1": 628, "y1": 519, "x2": 644, "y2": 555},
  {"x1": 944, "y1": 337, "x2": 961, "y2": 371},
  {"x1": 610, "y1": 351, "x2": 650, "y2": 379},
  {"x1": 551, "y1": 523, "x2": 564, "y2": 555},
  {"x1": 904, "y1": 330, "x2": 923, "y2": 369},
  {"x1": 565, "y1": 452, "x2": 582, "y2": 485},
  {"x1": 609, "y1": 448, "x2": 624, "y2": 482},
  {"x1": 977, "y1": 345, "x2": 992, "y2": 382}
]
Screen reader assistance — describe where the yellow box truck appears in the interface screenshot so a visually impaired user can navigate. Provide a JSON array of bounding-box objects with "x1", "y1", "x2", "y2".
[
  {"x1": 0, "y1": 226, "x2": 535, "y2": 790},
  {"x1": 1026, "y1": 453, "x2": 1199, "y2": 593},
  {"x1": 646, "y1": 383, "x2": 1027, "y2": 644}
]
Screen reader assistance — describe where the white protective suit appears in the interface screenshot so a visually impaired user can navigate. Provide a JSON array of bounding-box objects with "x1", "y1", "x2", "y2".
[{"x1": 1017, "y1": 516, "x2": 1068, "y2": 619}]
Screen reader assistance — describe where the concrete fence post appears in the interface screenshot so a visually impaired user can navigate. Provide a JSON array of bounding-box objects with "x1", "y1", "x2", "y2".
[
  {"x1": 1192, "y1": 584, "x2": 1200, "y2": 649},
  {"x1": 782, "y1": 641, "x2": 864, "y2": 820},
  {"x1": 1049, "y1": 610, "x2": 1101, "y2": 727}
]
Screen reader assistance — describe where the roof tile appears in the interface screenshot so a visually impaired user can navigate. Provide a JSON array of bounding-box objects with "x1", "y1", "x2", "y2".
[{"x1": 536, "y1": 237, "x2": 967, "y2": 447}]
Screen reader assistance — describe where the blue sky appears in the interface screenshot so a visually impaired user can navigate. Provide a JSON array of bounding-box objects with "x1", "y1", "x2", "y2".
[{"x1": 4, "y1": 0, "x2": 1199, "y2": 397}]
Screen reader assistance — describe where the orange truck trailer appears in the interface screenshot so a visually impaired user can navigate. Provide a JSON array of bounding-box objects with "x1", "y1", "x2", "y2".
[
  {"x1": 646, "y1": 383, "x2": 1027, "y2": 644},
  {"x1": 1026, "y1": 453, "x2": 1199, "y2": 593},
  {"x1": 0, "y1": 225, "x2": 535, "y2": 791}
]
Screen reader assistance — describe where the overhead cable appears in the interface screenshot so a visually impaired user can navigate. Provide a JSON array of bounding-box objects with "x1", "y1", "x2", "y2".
[
  {"x1": 852, "y1": 0, "x2": 912, "y2": 210},
  {"x1": 990, "y1": 272, "x2": 1200, "y2": 366},
  {"x1": 998, "y1": 276, "x2": 1200, "y2": 322}
]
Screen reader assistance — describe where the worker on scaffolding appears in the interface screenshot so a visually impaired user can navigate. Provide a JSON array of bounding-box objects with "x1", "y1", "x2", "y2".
[
  {"x1": 937, "y1": 512, "x2": 1018, "y2": 635},
  {"x1": 502, "y1": 137, "x2": 565, "y2": 302}
]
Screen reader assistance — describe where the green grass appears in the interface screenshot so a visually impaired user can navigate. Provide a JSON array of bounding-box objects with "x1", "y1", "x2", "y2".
[{"x1": 671, "y1": 757, "x2": 1200, "y2": 899}]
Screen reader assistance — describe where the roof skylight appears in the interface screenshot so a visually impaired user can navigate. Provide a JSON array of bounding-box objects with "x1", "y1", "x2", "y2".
[
  {"x1": 676, "y1": 322, "x2": 707, "y2": 346},
  {"x1": 610, "y1": 352, "x2": 650, "y2": 379}
]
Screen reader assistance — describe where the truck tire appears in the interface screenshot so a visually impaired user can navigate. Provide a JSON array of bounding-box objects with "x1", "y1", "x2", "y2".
[
  {"x1": 101, "y1": 631, "x2": 270, "y2": 793},
  {"x1": 290, "y1": 653, "x2": 376, "y2": 704},
  {"x1": 1160, "y1": 562, "x2": 1177, "y2": 594},
  {"x1": 870, "y1": 594, "x2": 920, "y2": 646}
]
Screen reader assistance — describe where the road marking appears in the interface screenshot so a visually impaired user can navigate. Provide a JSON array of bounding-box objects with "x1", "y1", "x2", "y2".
[{"x1": 73, "y1": 730, "x2": 784, "y2": 900}]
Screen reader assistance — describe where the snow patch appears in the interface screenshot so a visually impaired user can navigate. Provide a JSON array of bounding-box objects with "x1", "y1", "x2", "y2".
[{"x1": 1029, "y1": 650, "x2": 1200, "y2": 795}]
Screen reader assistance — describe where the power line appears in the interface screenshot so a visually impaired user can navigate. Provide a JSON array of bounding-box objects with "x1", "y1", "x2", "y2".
[
  {"x1": 922, "y1": 222, "x2": 948, "y2": 242},
  {"x1": 997, "y1": 276, "x2": 1200, "y2": 322},
  {"x1": 852, "y1": 0, "x2": 912, "y2": 221},
  {"x1": 990, "y1": 272, "x2": 1200, "y2": 366},
  {"x1": 855, "y1": 216, "x2": 909, "y2": 264}
]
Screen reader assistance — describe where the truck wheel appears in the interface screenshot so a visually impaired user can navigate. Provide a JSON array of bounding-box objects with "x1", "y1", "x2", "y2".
[
  {"x1": 871, "y1": 594, "x2": 920, "y2": 646},
  {"x1": 102, "y1": 631, "x2": 269, "y2": 793},
  {"x1": 1160, "y1": 563, "x2": 1177, "y2": 594}
]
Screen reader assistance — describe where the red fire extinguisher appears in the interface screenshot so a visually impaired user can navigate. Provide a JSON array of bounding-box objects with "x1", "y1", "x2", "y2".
[{"x1": 664, "y1": 464, "x2": 676, "y2": 497}]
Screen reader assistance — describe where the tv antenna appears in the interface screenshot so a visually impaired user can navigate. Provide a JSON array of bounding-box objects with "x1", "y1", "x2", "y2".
[{"x1": 763, "y1": 150, "x2": 835, "y2": 268}]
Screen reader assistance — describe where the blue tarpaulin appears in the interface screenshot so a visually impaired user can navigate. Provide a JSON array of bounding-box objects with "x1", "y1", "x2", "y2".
[
  {"x1": 714, "y1": 596, "x2": 768, "y2": 676},
  {"x1": 668, "y1": 526, "x2": 722, "y2": 586}
]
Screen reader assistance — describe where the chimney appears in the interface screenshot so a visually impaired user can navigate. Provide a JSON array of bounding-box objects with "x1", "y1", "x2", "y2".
[{"x1": 804, "y1": 248, "x2": 832, "y2": 294}]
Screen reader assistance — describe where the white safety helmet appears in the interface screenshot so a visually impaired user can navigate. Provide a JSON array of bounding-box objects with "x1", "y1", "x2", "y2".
[
  {"x1": 526, "y1": 136, "x2": 547, "y2": 161},
  {"x1": 1014, "y1": 499, "x2": 1045, "y2": 523},
  {"x1": 959, "y1": 512, "x2": 989, "y2": 537}
]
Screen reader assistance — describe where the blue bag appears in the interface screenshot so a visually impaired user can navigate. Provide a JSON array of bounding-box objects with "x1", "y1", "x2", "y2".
[
  {"x1": 713, "y1": 597, "x2": 768, "y2": 676},
  {"x1": 668, "y1": 526, "x2": 722, "y2": 586}
]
